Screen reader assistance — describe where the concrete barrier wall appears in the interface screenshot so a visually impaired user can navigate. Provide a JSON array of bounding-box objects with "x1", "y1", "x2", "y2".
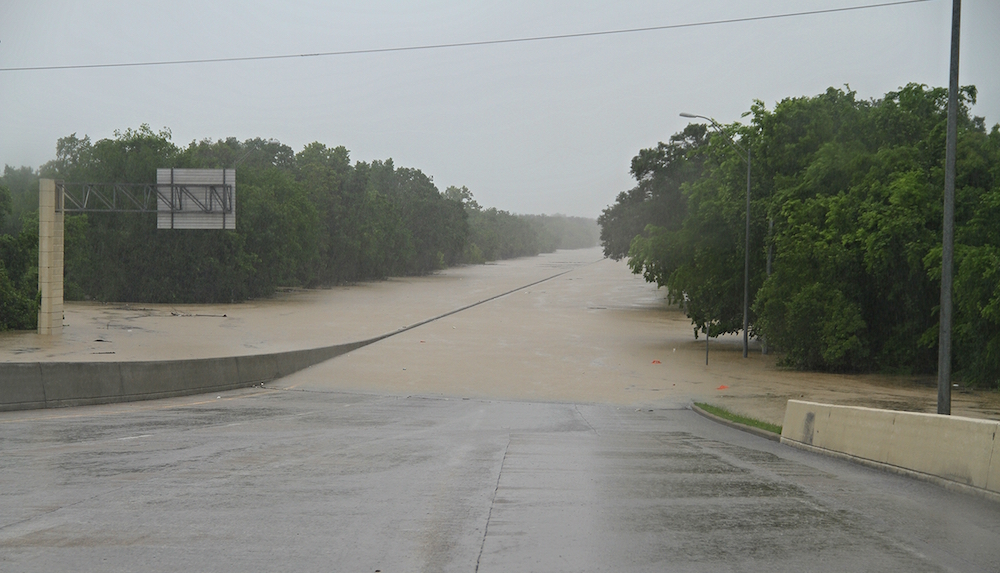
[
  {"x1": 782, "y1": 400, "x2": 1000, "y2": 495},
  {"x1": 0, "y1": 336, "x2": 386, "y2": 412}
]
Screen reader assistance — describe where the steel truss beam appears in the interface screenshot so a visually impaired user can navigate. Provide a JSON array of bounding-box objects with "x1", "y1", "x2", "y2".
[{"x1": 56, "y1": 181, "x2": 234, "y2": 214}]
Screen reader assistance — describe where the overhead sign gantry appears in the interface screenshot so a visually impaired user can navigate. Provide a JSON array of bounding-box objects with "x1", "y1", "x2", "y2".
[{"x1": 37, "y1": 169, "x2": 236, "y2": 334}]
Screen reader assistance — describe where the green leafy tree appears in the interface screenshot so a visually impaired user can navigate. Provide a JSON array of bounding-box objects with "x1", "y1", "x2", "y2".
[
  {"x1": 0, "y1": 181, "x2": 38, "y2": 330},
  {"x1": 3, "y1": 124, "x2": 621, "y2": 325},
  {"x1": 599, "y1": 124, "x2": 707, "y2": 260},
  {"x1": 626, "y1": 120, "x2": 762, "y2": 338},
  {"x1": 0, "y1": 166, "x2": 39, "y2": 235},
  {"x1": 753, "y1": 85, "x2": 971, "y2": 372},
  {"x1": 606, "y1": 84, "x2": 1000, "y2": 386},
  {"x1": 931, "y1": 122, "x2": 1000, "y2": 386}
]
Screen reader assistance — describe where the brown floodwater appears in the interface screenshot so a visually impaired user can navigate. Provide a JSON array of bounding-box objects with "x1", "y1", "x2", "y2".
[{"x1": 3, "y1": 247, "x2": 998, "y2": 425}]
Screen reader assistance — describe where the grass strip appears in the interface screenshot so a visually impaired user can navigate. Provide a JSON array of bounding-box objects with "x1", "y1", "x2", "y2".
[{"x1": 694, "y1": 402, "x2": 782, "y2": 435}]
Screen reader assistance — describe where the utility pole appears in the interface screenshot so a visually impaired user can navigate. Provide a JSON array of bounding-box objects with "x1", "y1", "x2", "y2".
[{"x1": 937, "y1": 0, "x2": 961, "y2": 415}]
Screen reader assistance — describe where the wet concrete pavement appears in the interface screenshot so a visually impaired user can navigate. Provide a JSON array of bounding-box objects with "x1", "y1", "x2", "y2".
[{"x1": 2, "y1": 388, "x2": 999, "y2": 572}]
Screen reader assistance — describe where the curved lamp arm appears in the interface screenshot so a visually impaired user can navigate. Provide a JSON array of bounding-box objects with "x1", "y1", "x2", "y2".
[{"x1": 680, "y1": 112, "x2": 747, "y2": 157}]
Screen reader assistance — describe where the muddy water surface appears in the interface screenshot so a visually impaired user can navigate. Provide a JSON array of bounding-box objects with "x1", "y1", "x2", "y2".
[{"x1": 3, "y1": 247, "x2": 998, "y2": 425}]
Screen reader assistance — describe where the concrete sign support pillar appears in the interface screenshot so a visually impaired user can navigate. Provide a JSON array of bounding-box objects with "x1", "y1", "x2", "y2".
[{"x1": 38, "y1": 179, "x2": 64, "y2": 335}]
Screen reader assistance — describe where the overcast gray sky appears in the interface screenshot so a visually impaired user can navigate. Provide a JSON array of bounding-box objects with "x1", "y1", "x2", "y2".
[{"x1": 1, "y1": 1, "x2": 997, "y2": 218}]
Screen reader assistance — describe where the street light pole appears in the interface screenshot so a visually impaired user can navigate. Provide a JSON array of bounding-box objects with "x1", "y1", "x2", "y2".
[
  {"x1": 743, "y1": 145, "x2": 751, "y2": 359},
  {"x1": 938, "y1": 0, "x2": 961, "y2": 415},
  {"x1": 680, "y1": 113, "x2": 751, "y2": 358}
]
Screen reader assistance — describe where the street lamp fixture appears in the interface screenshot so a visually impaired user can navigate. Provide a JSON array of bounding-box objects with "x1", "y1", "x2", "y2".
[{"x1": 680, "y1": 112, "x2": 752, "y2": 358}]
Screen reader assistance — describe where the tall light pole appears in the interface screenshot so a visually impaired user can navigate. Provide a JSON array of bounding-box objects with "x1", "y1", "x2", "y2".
[
  {"x1": 680, "y1": 113, "x2": 751, "y2": 358},
  {"x1": 938, "y1": 0, "x2": 961, "y2": 415}
]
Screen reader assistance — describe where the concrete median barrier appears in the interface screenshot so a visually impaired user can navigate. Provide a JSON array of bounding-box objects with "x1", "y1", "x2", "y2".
[
  {"x1": 1, "y1": 363, "x2": 47, "y2": 410},
  {"x1": 782, "y1": 400, "x2": 1000, "y2": 496},
  {"x1": 118, "y1": 357, "x2": 241, "y2": 401},
  {"x1": 0, "y1": 339, "x2": 381, "y2": 412},
  {"x1": 39, "y1": 362, "x2": 125, "y2": 408}
]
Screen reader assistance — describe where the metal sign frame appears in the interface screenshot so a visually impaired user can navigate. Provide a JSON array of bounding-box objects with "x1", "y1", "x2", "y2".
[{"x1": 55, "y1": 168, "x2": 236, "y2": 230}]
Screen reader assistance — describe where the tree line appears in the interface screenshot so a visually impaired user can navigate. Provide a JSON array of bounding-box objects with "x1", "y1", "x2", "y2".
[
  {"x1": 0, "y1": 127, "x2": 598, "y2": 330},
  {"x1": 600, "y1": 84, "x2": 1000, "y2": 388}
]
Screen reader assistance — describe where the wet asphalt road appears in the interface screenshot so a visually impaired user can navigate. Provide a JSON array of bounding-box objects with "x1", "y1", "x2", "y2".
[{"x1": 2, "y1": 387, "x2": 999, "y2": 572}]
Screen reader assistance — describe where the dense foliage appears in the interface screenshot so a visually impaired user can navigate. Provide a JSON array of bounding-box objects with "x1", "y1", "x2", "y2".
[
  {"x1": 0, "y1": 127, "x2": 598, "y2": 330},
  {"x1": 0, "y1": 169, "x2": 40, "y2": 330},
  {"x1": 603, "y1": 84, "x2": 1000, "y2": 387}
]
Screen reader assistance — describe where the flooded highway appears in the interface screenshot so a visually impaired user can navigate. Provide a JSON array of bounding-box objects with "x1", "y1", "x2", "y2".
[{"x1": 2, "y1": 249, "x2": 999, "y2": 571}]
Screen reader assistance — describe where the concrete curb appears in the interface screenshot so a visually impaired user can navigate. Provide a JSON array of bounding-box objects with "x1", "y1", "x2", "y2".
[{"x1": 690, "y1": 403, "x2": 781, "y2": 442}]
